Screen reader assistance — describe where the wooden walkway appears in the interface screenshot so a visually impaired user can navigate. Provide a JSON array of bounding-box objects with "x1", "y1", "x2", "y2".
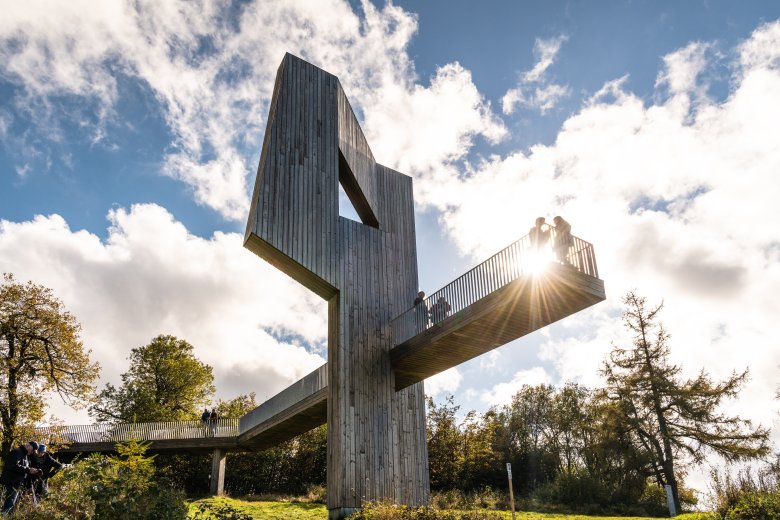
[{"x1": 36, "y1": 419, "x2": 240, "y2": 453}]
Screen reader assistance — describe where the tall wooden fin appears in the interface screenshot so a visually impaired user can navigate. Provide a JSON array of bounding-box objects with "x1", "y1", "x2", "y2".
[{"x1": 245, "y1": 53, "x2": 429, "y2": 519}]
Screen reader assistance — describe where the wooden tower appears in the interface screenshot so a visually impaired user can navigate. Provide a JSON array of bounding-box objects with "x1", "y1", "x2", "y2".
[{"x1": 244, "y1": 53, "x2": 429, "y2": 519}]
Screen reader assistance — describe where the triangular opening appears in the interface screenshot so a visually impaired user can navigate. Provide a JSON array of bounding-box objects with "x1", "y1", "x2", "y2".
[
  {"x1": 338, "y1": 181, "x2": 363, "y2": 224},
  {"x1": 338, "y1": 149, "x2": 379, "y2": 228}
]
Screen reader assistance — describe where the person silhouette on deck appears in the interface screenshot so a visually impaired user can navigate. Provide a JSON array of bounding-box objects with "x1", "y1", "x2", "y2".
[
  {"x1": 552, "y1": 216, "x2": 573, "y2": 265},
  {"x1": 413, "y1": 290, "x2": 429, "y2": 333},
  {"x1": 529, "y1": 217, "x2": 550, "y2": 251},
  {"x1": 430, "y1": 296, "x2": 451, "y2": 325}
]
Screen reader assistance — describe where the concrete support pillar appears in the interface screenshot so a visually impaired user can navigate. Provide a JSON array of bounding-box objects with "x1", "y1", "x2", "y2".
[{"x1": 209, "y1": 448, "x2": 226, "y2": 496}]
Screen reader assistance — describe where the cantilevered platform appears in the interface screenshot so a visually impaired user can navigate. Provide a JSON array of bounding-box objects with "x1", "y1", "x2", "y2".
[
  {"x1": 390, "y1": 263, "x2": 605, "y2": 390},
  {"x1": 389, "y1": 231, "x2": 605, "y2": 390}
]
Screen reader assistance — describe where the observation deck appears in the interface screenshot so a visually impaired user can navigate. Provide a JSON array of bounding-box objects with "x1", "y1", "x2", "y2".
[{"x1": 390, "y1": 231, "x2": 605, "y2": 390}]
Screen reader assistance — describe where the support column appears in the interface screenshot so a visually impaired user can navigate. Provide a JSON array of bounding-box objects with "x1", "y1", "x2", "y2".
[{"x1": 209, "y1": 448, "x2": 226, "y2": 496}]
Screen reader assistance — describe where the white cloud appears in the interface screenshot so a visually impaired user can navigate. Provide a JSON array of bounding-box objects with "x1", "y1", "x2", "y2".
[
  {"x1": 656, "y1": 41, "x2": 711, "y2": 96},
  {"x1": 481, "y1": 367, "x2": 552, "y2": 406},
  {"x1": 425, "y1": 367, "x2": 463, "y2": 398},
  {"x1": 502, "y1": 35, "x2": 570, "y2": 115},
  {"x1": 0, "y1": 204, "x2": 328, "y2": 423},
  {"x1": 0, "y1": 0, "x2": 504, "y2": 221},
  {"x1": 419, "y1": 20, "x2": 780, "y2": 436}
]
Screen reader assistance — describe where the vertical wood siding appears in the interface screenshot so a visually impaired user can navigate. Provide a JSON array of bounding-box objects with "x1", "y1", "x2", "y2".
[{"x1": 244, "y1": 53, "x2": 429, "y2": 515}]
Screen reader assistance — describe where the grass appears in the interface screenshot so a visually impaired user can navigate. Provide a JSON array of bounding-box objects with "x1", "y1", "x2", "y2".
[{"x1": 187, "y1": 497, "x2": 713, "y2": 519}]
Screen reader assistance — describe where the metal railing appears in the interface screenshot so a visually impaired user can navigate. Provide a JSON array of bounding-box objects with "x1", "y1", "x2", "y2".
[
  {"x1": 35, "y1": 418, "x2": 239, "y2": 446},
  {"x1": 391, "y1": 227, "x2": 599, "y2": 345}
]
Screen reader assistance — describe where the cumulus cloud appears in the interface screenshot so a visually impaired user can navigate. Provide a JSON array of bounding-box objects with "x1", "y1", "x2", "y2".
[
  {"x1": 481, "y1": 367, "x2": 552, "y2": 406},
  {"x1": 0, "y1": 0, "x2": 504, "y2": 221},
  {"x1": 419, "y1": 20, "x2": 780, "y2": 432},
  {"x1": 0, "y1": 204, "x2": 328, "y2": 422},
  {"x1": 656, "y1": 41, "x2": 712, "y2": 96},
  {"x1": 502, "y1": 35, "x2": 570, "y2": 115},
  {"x1": 425, "y1": 367, "x2": 463, "y2": 398}
]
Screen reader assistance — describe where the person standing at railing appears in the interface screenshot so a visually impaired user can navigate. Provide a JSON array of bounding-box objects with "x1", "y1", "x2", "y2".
[
  {"x1": 552, "y1": 216, "x2": 573, "y2": 265},
  {"x1": 529, "y1": 217, "x2": 550, "y2": 250},
  {"x1": 201, "y1": 408, "x2": 210, "y2": 437},
  {"x1": 0, "y1": 441, "x2": 42, "y2": 513},
  {"x1": 413, "y1": 290, "x2": 429, "y2": 333},
  {"x1": 209, "y1": 409, "x2": 219, "y2": 437},
  {"x1": 430, "y1": 296, "x2": 451, "y2": 325}
]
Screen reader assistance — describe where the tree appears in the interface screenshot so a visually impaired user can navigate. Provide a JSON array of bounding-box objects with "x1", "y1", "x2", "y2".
[
  {"x1": 507, "y1": 384, "x2": 558, "y2": 491},
  {"x1": 90, "y1": 334, "x2": 214, "y2": 422},
  {"x1": 215, "y1": 392, "x2": 257, "y2": 418},
  {"x1": 426, "y1": 395, "x2": 463, "y2": 490},
  {"x1": 602, "y1": 291, "x2": 770, "y2": 513},
  {"x1": 0, "y1": 273, "x2": 99, "y2": 453}
]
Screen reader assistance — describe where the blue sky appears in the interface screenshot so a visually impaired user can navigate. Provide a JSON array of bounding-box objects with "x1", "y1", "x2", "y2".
[{"x1": 2, "y1": 2, "x2": 780, "y2": 484}]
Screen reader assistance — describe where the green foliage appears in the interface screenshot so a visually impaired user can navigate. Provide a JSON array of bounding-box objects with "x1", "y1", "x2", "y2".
[
  {"x1": 709, "y1": 461, "x2": 780, "y2": 519},
  {"x1": 229, "y1": 424, "x2": 327, "y2": 495},
  {"x1": 187, "y1": 496, "x2": 327, "y2": 519},
  {"x1": 0, "y1": 273, "x2": 99, "y2": 452},
  {"x1": 90, "y1": 334, "x2": 215, "y2": 422},
  {"x1": 601, "y1": 291, "x2": 769, "y2": 512},
  {"x1": 11, "y1": 439, "x2": 186, "y2": 519},
  {"x1": 215, "y1": 393, "x2": 257, "y2": 419},
  {"x1": 429, "y1": 489, "x2": 508, "y2": 511},
  {"x1": 723, "y1": 491, "x2": 780, "y2": 519},
  {"x1": 189, "y1": 500, "x2": 253, "y2": 519},
  {"x1": 426, "y1": 396, "x2": 463, "y2": 490}
]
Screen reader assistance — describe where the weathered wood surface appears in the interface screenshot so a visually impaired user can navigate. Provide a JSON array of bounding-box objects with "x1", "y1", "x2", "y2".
[
  {"x1": 244, "y1": 53, "x2": 428, "y2": 518},
  {"x1": 391, "y1": 263, "x2": 606, "y2": 390}
]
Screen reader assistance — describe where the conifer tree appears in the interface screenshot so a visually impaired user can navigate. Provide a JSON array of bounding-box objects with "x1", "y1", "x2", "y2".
[{"x1": 602, "y1": 291, "x2": 769, "y2": 513}]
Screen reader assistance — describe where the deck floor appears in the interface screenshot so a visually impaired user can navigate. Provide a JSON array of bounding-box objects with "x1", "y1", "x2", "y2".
[{"x1": 390, "y1": 263, "x2": 606, "y2": 390}]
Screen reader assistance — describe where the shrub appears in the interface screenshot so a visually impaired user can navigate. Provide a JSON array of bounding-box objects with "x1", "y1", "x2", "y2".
[
  {"x1": 12, "y1": 439, "x2": 187, "y2": 520},
  {"x1": 306, "y1": 483, "x2": 327, "y2": 503},
  {"x1": 724, "y1": 491, "x2": 780, "y2": 520}
]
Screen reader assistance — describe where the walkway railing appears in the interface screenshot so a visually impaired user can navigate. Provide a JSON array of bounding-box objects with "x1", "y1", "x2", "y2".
[
  {"x1": 391, "y1": 228, "x2": 599, "y2": 345},
  {"x1": 35, "y1": 418, "x2": 239, "y2": 446}
]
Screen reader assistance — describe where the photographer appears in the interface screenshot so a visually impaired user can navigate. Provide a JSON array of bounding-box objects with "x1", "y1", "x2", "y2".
[
  {"x1": 0, "y1": 441, "x2": 42, "y2": 513},
  {"x1": 30, "y1": 444, "x2": 64, "y2": 498}
]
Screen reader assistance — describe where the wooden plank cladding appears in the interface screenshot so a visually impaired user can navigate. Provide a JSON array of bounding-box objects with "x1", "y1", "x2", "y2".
[
  {"x1": 390, "y1": 264, "x2": 606, "y2": 390},
  {"x1": 244, "y1": 54, "x2": 428, "y2": 519}
]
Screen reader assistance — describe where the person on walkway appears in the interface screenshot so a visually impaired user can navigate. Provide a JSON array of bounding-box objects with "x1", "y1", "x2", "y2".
[
  {"x1": 552, "y1": 216, "x2": 573, "y2": 264},
  {"x1": 413, "y1": 290, "x2": 429, "y2": 333},
  {"x1": 209, "y1": 409, "x2": 219, "y2": 437},
  {"x1": 1, "y1": 441, "x2": 41, "y2": 514},
  {"x1": 430, "y1": 296, "x2": 451, "y2": 325},
  {"x1": 529, "y1": 217, "x2": 550, "y2": 251},
  {"x1": 30, "y1": 444, "x2": 63, "y2": 498},
  {"x1": 201, "y1": 408, "x2": 211, "y2": 437}
]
